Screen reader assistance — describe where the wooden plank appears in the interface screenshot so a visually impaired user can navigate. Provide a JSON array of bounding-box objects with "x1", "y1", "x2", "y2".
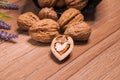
[
  {"x1": 102, "y1": 64, "x2": 120, "y2": 80},
  {"x1": 23, "y1": 8, "x2": 120, "y2": 80},
  {"x1": 0, "y1": 0, "x2": 116, "y2": 64},
  {"x1": 0, "y1": 0, "x2": 41, "y2": 70},
  {"x1": 0, "y1": 0, "x2": 39, "y2": 44},
  {"x1": 68, "y1": 40, "x2": 120, "y2": 80},
  {"x1": 0, "y1": 14, "x2": 120, "y2": 80},
  {"x1": 47, "y1": 29, "x2": 120, "y2": 80},
  {"x1": 0, "y1": 0, "x2": 120, "y2": 80}
]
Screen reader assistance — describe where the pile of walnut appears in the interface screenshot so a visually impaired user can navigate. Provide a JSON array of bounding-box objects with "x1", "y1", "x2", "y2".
[{"x1": 17, "y1": 0, "x2": 91, "y2": 61}]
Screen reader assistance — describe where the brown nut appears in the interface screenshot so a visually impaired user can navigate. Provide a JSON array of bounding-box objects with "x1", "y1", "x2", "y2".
[
  {"x1": 58, "y1": 8, "x2": 84, "y2": 29},
  {"x1": 56, "y1": 0, "x2": 65, "y2": 8},
  {"x1": 64, "y1": 14, "x2": 84, "y2": 29},
  {"x1": 38, "y1": 7, "x2": 58, "y2": 21},
  {"x1": 64, "y1": 21, "x2": 91, "y2": 41},
  {"x1": 65, "y1": 0, "x2": 88, "y2": 10},
  {"x1": 29, "y1": 19, "x2": 60, "y2": 43},
  {"x1": 17, "y1": 12, "x2": 39, "y2": 30},
  {"x1": 38, "y1": 0, "x2": 57, "y2": 8},
  {"x1": 51, "y1": 35, "x2": 74, "y2": 61}
]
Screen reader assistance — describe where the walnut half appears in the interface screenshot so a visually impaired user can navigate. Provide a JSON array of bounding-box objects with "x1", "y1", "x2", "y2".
[{"x1": 51, "y1": 35, "x2": 74, "y2": 61}]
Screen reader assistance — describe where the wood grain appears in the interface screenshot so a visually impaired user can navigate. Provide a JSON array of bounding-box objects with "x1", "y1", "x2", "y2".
[
  {"x1": 68, "y1": 40, "x2": 120, "y2": 80},
  {"x1": 0, "y1": 0, "x2": 120, "y2": 80},
  {"x1": 102, "y1": 64, "x2": 120, "y2": 80},
  {"x1": 47, "y1": 29, "x2": 120, "y2": 80}
]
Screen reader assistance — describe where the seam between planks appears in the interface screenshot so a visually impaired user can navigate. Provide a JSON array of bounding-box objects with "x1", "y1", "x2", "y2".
[
  {"x1": 102, "y1": 63, "x2": 120, "y2": 80},
  {"x1": 1, "y1": 23, "x2": 119, "y2": 80},
  {"x1": 45, "y1": 27, "x2": 120, "y2": 80},
  {"x1": 66, "y1": 36, "x2": 120, "y2": 80},
  {"x1": 67, "y1": 39, "x2": 120, "y2": 80},
  {"x1": 0, "y1": 47, "x2": 43, "y2": 72}
]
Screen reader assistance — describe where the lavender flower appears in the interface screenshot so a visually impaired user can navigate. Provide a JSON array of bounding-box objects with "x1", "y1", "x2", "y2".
[
  {"x1": 1, "y1": 3, "x2": 19, "y2": 10},
  {"x1": 0, "y1": 30, "x2": 18, "y2": 40},
  {"x1": 0, "y1": 20, "x2": 11, "y2": 30}
]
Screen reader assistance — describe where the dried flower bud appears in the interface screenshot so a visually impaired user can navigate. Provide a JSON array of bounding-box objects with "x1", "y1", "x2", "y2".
[
  {"x1": 0, "y1": 20, "x2": 11, "y2": 30},
  {"x1": 1, "y1": 3, "x2": 19, "y2": 10},
  {"x1": 0, "y1": 30, "x2": 18, "y2": 40}
]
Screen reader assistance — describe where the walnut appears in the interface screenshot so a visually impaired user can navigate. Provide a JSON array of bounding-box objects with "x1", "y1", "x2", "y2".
[
  {"x1": 38, "y1": 0, "x2": 57, "y2": 8},
  {"x1": 17, "y1": 12, "x2": 39, "y2": 30},
  {"x1": 64, "y1": 21, "x2": 91, "y2": 41},
  {"x1": 29, "y1": 19, "x2": 60, "y2": 43},
  {"x1": 58, "y1": 8, "x2": 84, "y2": 29},
  {"x1": 38, "y1": 7, "x2": 58, "y2": 21},
  {"x1": 51, "y1": 35, "x2": 74, "y2": 61},
  {"x1": 65, "y1": 0, "x2": 88, "y2": 10},
  {"x1": 55, "y1": 0, "x2": 65, "y2": 8}
]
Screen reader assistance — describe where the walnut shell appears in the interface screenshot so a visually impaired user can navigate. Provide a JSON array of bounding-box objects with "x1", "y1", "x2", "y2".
[
  {"x1": 29, "y1": 19, "x2": 60, "y2": 43},
  {"x1": 65, "y1": 0, "x2": 88, "y2": 10},
  {"x1": 64, "y1": 14, "x2": 84, "y2": 29},
  {"x1": 51, "y1": 35, "x2": 74, "y2": 61},
  {"x1": 58, "y1": 8, "x2": 84, "y2": 29},
  {"x1": 55, "y1": 0, "x2": 65, "y2": 8},
  {"x1": 38, "y1": 7, "x2": 58, "y2": 21},
  {"x1": 17, "y1": 12, "x2": 39, "y2": 30},
  {"x1": 38, "y1": 0, "x2": 57, "y2": 8},
  {"x1": 64, "y1": 21, "x2": 91, "y2": 41}
]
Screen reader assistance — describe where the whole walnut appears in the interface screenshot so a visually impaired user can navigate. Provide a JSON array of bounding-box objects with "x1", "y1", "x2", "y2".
[
  {"x1": 38, "y1": 7, "x2": 58, "y2": 21},
  {"x1": 29, "y1": 19, "x2": 60, "y2": 43},
  {"x1": 64, "y1": 21, "x2": 91, "y2": 41},
  {"x1": 58, "y1": 8, "x2": 84, "y2": 29},
  {"x1": 38, "y1": 0, "x2": 57, "y2": 8},
  {"x1": 65, "y1": 0, "x2": 88, "y2": 10},
  {"x1": 55, "y1": 0, "x2": 65, "y2": 8},
  {"x1": 17, "y1": 12, "x2": 39, "y2": 30}
]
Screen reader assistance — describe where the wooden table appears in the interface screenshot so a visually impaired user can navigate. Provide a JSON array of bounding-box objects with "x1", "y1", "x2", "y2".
[{"x1": 0, "y1": 0, "x2": 120, "y2": 80}]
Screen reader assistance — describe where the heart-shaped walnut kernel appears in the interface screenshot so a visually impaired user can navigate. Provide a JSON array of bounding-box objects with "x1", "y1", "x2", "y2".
[
  {"x1": 51, "y1": 35, "x2": 74, "y2": 61},
  {"x1": 55, "y1": 42, "x2": 70, "y2": 55}
]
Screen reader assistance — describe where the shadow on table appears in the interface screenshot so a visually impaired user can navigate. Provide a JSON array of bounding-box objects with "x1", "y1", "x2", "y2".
[
  {"x1": 21, "y1": 0, "x2": 40, "y2": 14},
  {"x1": 74, "y1": 40, "x2": 89, "y2": 45},
  {"x1": 21, "y1": 0, "x2": 102, "y2": 20},
  {"x1": 16, "y1": 28, "x2": 29, "y2": 35},
  {"x1": 50, "y1": 52, "x2": 71, "y2": 64},
  {"x1": 0, "y1": 39, "x2": 17, "y2": 44},
  {"x1": 28, "y1": 38, "x2": 50, "y2": 47},
  {"x1": 81, "y1": 0, "x2": 102, "y2": 21}
]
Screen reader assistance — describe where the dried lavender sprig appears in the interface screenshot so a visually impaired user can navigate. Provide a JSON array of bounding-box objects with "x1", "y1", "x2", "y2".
[
  {"x1": 0, "y1": 30, "x2": 18, "y2": 41},
  {"x1": 1, "y1": 3, "x2": 19, "y2": 10},
  {"x1": 0, "y1": 20, "x2": 11, "y2": 30}
]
